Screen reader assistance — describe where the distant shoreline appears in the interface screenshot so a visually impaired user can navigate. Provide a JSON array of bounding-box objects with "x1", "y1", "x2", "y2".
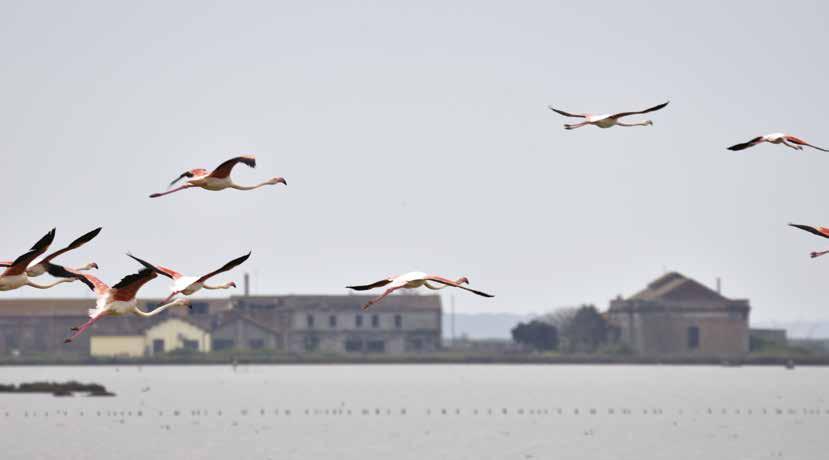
[{"x1": 0, "y1": 353, "x2": 824, "y2": 367}]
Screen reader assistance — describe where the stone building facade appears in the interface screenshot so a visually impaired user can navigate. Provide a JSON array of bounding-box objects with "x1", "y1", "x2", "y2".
[
  {"x1": 232, "y1": 295, "x2": 442, "y2": 354},
  {"x1": 0, "y1": 293, "x2": 442, "y2": 357},
  {"x1": 607, "y1": 272, "x2": 750, "y2": 357}
]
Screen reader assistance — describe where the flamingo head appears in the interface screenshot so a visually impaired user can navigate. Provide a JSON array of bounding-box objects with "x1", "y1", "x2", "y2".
[
  {"x1": 228, "y1": 282, "x2": 238, "y2": 289},
  {"x1": 456, "y1": 276, "x2": 470, "y2": 285},
  {"x1": 88, "y1": 262, "x2": 100, "y2": 270},
  {"x1": 268, "y1": 177, "x2": 287, "y2": 186},
  {"x1": 644, "y1": 120, "x2": 654, "y2": 126}
]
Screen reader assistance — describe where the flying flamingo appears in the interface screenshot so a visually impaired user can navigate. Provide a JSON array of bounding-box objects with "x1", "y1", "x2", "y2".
[
  {"x1": 728, "y1": 134, "x2": 829, "y2": 152},
  {"x1": 127, "y1": 252, "x2": 251, "y2": 303},
  {"x1": 64, "y1": 266, "x2": 191, "y2": 343},
  {"x1": 149, "y1": 155, "x2": 286, "y2": 198},
  {"x1": 0, "y1": 227, "x2": 101, "y2": 277},
  {"x1": 788, "y1": 223, "x2": 829, "y2": 258},
  {"x1": 547, "y1": 101, "x2": 669, "y2": 130},
  {"x1": 0, "y1": 229, "x2": 80, "y2": 291},
  {"x1": 346, "y1": 271, "x2": 495, "y2": 310}
]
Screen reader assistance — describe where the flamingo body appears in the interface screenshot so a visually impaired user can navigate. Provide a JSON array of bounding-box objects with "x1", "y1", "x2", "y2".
[
  {"x1": 0, "y1": 275, "x2": 29, "y2": 291},
  {"x1": 0, "y1": 229, "x2": 78, "y2": 292},
  {"x1": 547, "y1": 101, "x2": 668, "y2": 130},
  {"x1": 64, "y1": 266, "x2": 191, "y2": 343},
  {"x1": 585, "y1": 114, "x2": 617, "y2": 128},
  {"x1": 0, "y1": 227, "x2": 101, "y2": 278},
  {"x1": 127, "y1": 252, "x2": 249, "y2": 303},
  {"x1": 347, "y1": 271, "x2": 494, "y2": 309},
  {"x1": 728, "y1": 133, "x2": 829, "y2": 152},
  {"x1": 149, "y1": 155, "x2": 286, "y2": 198},
  {"x1": 173, "y1": 276, "x2": 204, "y2": 295}
]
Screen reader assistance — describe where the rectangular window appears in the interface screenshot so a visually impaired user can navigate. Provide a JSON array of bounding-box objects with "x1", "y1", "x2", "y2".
[
  {"x1": 306, "y1": 314, "x2": 315, "y2": 329},
  {"x1": 249, "y1": 339, "x2": 265, "y2": 350},
  {"x1": 394, "y1": 314, "x2": 402, "y2": 329},
  {"x1": 329, "y1": 315, "x2": 337, "y2": 328},
  {"x1": 304, "y1": 335, "x2": 320, "y2": 352},
  {"x1": 189, "y1": 302, "x2": 209, "y2": 315},
  {"x1": 345, "y1": 338, "x2": 363, "y2": 352},
  {"x1": 371, "y1": 315, "x2": 380, "y2": 328},
  {"x1": 182, "y1": 339, "x2": 199, "y2": 351},
  {"x1": 152, "y1": 339, "x2": 165, "y2": 354},
  {"x1": 408, "y1": 338, "x2": 423, "y2": 352},
  {"x1": 212, "y1": 339, "x2": 234, "y2": 351},
  {"x1": 5, "y1": 334, "x2": 18, "y2": 350},
  {"x1": 355, "y1": 315, "x2": 363, "y2": 328},
  {"x1": 366, "y1": 340, "x2": 385, "y2": 353},
  {"x1": 687, "y1": 326, "x2": 700, "y2": 350}
]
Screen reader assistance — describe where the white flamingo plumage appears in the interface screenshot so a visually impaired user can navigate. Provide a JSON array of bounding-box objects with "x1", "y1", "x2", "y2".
[
  {"x1": 728, "y1": 133, "x2": 829, "y2": 152},
  {"x1": 64, "y1": 264, "x2": 191, "y2": 343},
  {"x1": 346, "y1": 271, "x2": 495, "y2": 310},
  {"x1": 0, "y1": 229, "x2": 80, "y2": 291},
  {"x1": 149, "y1": 155, "x2": 286, "y2": 198},
  {"x1": 547, "y1": 101, "x2": 669, "y2": 130},
  {"x1": 127, "y1": 252, "x2": 251, "y2": 303},
  {"x1": 0, "y1": 227, "x2": 101, "y2": 278}
]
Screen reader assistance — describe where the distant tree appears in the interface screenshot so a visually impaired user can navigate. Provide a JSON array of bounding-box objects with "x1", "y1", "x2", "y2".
[
  {"x1": 511, "y1": 320, "x2": 559, "y2": 351},
  {"x1": 541, "y1": 307, "x2": 578, "y2": 331},
  {"x1": 563, "y1": 305, "x2": 608, "y2": 352}
]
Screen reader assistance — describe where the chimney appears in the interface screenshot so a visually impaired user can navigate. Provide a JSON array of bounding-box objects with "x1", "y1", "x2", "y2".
[
  {"x1": 244, "y1": 273, "x2": 250, "y2": 297},
  {"x1": 716, "y1": 277, "x2": 721, "y2": 294}
]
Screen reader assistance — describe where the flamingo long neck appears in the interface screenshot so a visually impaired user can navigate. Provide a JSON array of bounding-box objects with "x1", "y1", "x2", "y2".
[
  {"x1": 424, "y1": 278, "x2": 468, "y2": 290},
  {"x1": 204, "y1": 282, "x2": 234, "y2": 290},
  {"x1": 616, "y1": 120, "x2": 651, "y2": 127},
  {"x1": 230, "y1": 181, "x2": 273, "y2": 191},
  {"x1": 27, "y1": 278, "x2": 75, "y2": 290},
  {"x1": 424, "y1": 281, "x2": 448, "y2": 290},
  {"x1": 133, "y1": 300, "x2": 188, "y2": 317}
]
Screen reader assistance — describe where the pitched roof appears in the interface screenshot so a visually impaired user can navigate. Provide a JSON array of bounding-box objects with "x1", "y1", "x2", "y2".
[
  {"x1": 0, "y1": 298, "x2": 90, "y2": 317},
  {"x1": 629, "y1": 272, "x2": 727, "y2": 302},
  {"x1": 143, "y1": 316, "x2": 210, "y2": 334},
  {"x1": 0, "y1": 297, "x2": 231, "y2": 317},
  {"x1": 89, "y1": 316, "x2": 156, "y2": 336}
]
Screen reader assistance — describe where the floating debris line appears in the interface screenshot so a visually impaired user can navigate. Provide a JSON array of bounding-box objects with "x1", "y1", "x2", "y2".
[{"x1": 1, "y1": 406, "x2": 827, "y2": 421}]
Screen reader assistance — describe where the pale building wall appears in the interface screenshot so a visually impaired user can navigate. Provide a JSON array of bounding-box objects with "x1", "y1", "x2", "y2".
[
  {"x1": 90, "y1": 336, "x2": 145, "y2": 357},
  {"x1": 610, "y1": 310, "x2": 749, "y2": 356},
  {"x1": 144, "y1": 319, "x2": 211, "y2": 354},
  {"x1": 292, "y1": 311, "x2": 439, "y2": 331},
  {"x1": 211, "y1": 320, "x2": 280, "y2": 350},
  {"x1": 288, "y1": 310, "x2": 441, "y2": 354}
]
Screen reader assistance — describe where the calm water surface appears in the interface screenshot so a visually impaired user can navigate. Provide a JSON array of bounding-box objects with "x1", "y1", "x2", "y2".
[{"x1": 0, "y1": 365, "x2": 825, "y2": 459}]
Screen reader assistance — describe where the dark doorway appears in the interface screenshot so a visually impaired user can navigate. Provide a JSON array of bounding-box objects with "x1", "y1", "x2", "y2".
[
  {"x1": 152, "y1": 339, "x2": 165, "y2": 354},
  {"x1": 687, "y1": 326, "x2": 700, "y2": 350}
]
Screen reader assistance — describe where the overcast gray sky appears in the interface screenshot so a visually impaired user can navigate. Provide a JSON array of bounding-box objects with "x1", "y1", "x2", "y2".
[{"x1": 2, "y1": 1, "x2": 828, "y2": 323}]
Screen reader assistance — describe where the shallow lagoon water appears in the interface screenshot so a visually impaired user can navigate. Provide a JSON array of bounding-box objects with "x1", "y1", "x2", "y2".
[{"x1": 0, "y1": 364, "x2": 825, "y2": 459}]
